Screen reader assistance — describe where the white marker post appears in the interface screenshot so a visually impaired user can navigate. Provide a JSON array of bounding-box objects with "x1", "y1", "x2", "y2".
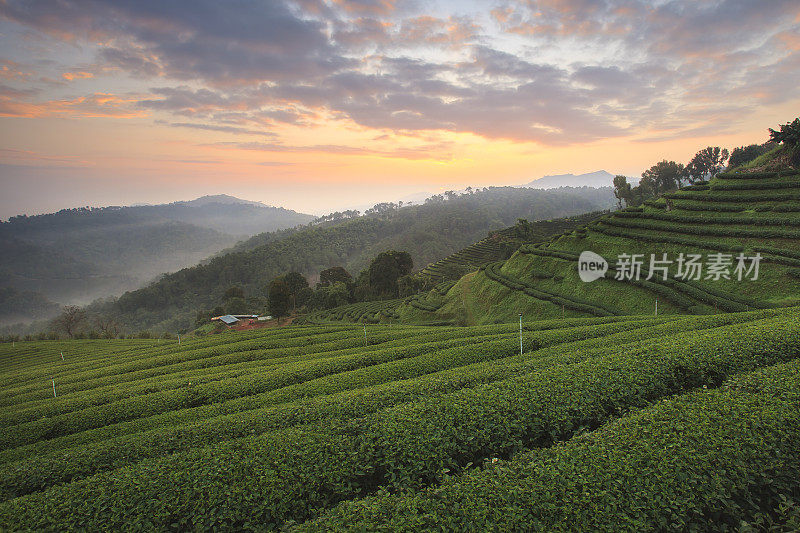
[
  {"x1": 655, "y1": 298, "x2": 658, "y2": 316},
  {"x1": 519, "y1": 313, "x2": 523, "y2": 355},
  {"x1": 52, "y1": 379, "x2": 56, "y2": 398},
  {"x1": 363, "y1": 325, "x2": 368, "y2": 347},
  {"x1": 178, "y1": 334, "x2": 181, "y2": 346}
]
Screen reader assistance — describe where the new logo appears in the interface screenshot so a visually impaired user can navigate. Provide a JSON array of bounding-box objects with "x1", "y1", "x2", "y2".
[{"x1": 578, "y1": 251, "x2": 608, "y2": 282}]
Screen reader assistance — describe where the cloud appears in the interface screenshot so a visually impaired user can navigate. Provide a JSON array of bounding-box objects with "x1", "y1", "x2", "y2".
[
  {"x1": 0, "y1": 59, "x2": 33, "y2": 81},
  {"x1": 1, "y1": 0, "x2": 798, "y2": 147},
  {"x1": 330, "y1": 0, "x2": 397, "y2": 16},
  {"x1": 0, "y1": 90, "x2": 145, "y2": 118},
  {"x1": 162, "y1": 121, "x2": 276, "y2": 136},
  {"x1": 256, "y1": 161, "x2": 294, "y2": 166},
  {"x1": 0, "y1": 0, "x2": 348, "y2": 85},
  {"x1": 211, "y1": 140, "x2": 454, "y2": 161},
  {"x1": 62, "y1": 71, "x2": 94, "y2": 81}
]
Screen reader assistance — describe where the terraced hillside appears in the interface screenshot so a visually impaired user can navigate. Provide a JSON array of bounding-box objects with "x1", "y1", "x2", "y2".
[
  {"x1": 397, "y1": 169, "x2": 800, "y2": 325},
  {"x1": 1, "y1": 309, "x2": 800, "y2": 530},
  {"x1": 419, "y1": 211, "x2": 608, "y2": 282}
]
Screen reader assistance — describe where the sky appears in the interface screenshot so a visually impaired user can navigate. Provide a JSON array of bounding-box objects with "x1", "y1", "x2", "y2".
[{"x1": 1, "y1": 0, "x2": 799, "y2": 219}]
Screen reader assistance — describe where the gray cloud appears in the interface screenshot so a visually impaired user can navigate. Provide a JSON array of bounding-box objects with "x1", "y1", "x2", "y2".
[
  {"x1": 162, "y1": 121, "x2": 276, "y2": 136},
  {"x1": 1, "y1": 0, "x2": 798, "y2": 146}
]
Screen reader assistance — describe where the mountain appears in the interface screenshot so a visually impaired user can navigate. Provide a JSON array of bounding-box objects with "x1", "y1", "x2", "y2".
[
  {"x1": 0, "y1": 197, "x2": 314, "y2": 321},
  {"x1": 0, "y1": 287, "x2": 61, "y2": 325},
  {"x1": 178, "y1": 194, "x2": 271, "y2": 208},
  {"x1": 93, "y1": 186, "x2": 615, "y2": 332},
  {"x1": 114, "y1": 196, "x2": 314, "y2": 235},
  {"x1": 526, "y1": 170, "x2": 621, "y2": 189}
]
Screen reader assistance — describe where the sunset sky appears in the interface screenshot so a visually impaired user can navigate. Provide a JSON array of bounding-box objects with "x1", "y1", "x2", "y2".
[{"x1": 1, "y1": 0, "x2": 799, "y2": 218}]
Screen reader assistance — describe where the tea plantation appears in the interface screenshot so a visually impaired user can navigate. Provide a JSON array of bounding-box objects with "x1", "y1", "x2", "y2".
[
  {"x1": 393, "y1": 170, "x2": 800, "y2": 324},
  {"x1": 2, "y1": 308, "x2": 800, "y2": 530}
]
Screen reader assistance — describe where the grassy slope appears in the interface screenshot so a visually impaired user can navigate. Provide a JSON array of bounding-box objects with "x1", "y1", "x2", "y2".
[
  {"x1": 0, "y1": 308, "x2": 799, "y2": 530},
  {"x1": 419, "y1": 210, "x2": 608, "y2": 283},
  {"x1": 395, "y1": 169, "x2": 800, "y2": 325}
]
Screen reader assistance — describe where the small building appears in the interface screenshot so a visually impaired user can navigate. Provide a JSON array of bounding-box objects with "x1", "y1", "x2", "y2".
[
  {"x1": 211, "y1": 314, "x2": 259, "y2": 327},
  {"x1": 218, "y1": 315, "x2": 239, "y2": 326}
]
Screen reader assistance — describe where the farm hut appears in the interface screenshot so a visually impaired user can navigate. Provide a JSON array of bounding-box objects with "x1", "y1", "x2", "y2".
[
  {"x1": 211, "y1": 314, "x2": 260, "y2": 327},
  {"x1": 218, "y1": 315, "x2": 239, "y2": 326}
]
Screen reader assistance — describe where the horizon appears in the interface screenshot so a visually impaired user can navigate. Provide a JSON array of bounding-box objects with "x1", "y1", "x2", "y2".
[
  {"x1": 1, "y1": 1, "x2": 799, "y2": 218},
  {"x1": 0, "y1": 169, "x2": 620, "y2": 219}
]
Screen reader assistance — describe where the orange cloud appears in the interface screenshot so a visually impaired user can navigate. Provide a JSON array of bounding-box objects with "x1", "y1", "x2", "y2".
[
  {"x1": 777, "y1": 31, "x2": 800, "y2": 52},
  {"x1": 0, "y1": 92, "x2": 146, "y2": 119},
  {"x1": 0, "y1": 59, "x2": 32, "y2": 81},
  {"x1": 62, "y1": 71, "x2": 95, "y2": 81},
  {"x1": 331, "y1": 0, "x2": 396, "y2": 15}
]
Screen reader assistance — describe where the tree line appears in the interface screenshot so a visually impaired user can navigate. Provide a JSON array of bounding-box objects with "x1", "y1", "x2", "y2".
[
  {"x1": 613, "y1": 118, "x2": 799, "y2": 209},
  {"x1": 192, "y1": 250, "x2": 415, "y2": 327}
]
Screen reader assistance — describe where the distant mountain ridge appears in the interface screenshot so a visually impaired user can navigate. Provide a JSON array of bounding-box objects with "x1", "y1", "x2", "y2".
[
  {"x1": 526, "y1": 170, "x2": 621, "y2": 189},
  {"x1": 176, "y1": 194, "x2": 269, "y2": 208},
  {"x1": 0, "y1": 196, "x2": 315, "y2": 324}
]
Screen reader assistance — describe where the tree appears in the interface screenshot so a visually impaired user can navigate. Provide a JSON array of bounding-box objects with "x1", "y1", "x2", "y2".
[
  {"x1": 283, "y1": 272, "x2": 308, "y2": 295},
  {"x1": 367, "y1": 250, "x2": 413, "y2": 298},
  {"x1": 51, "y1": 305, "x2": 87, "y2": 338},
  {"x1": 398, "y1": 274, "x2": 425, "y2": 297},
  {"x1": 94, "y1": 316, "x2": 120, "y2": 338},
  {"x1": 224, "y1": 286, "x2": 245, "y2": 300},
  {"x1": 769, "y1": 118, "x2": 800, "y2": 167},
  {"x1": 686, "y1": 147, "x2": 729, "y2": 183},
  {"x1": 268, "y1": 278, "x2": 291, "y2": 319},
  {"x1": 728, "y1": 143, "x2": 774, "y2": 169},
  {"x1": 613, "y1": 175, "x2": 633, "y2": 208},
  {"x1": 282, "y1": 271, "x2": 309, "y2": 310},
  {"x1": 642, "y1": 160, "x2": 686, "y2": 191},
  {"x1": 296, "y1": 286, "x2": 313, "y2": 308},
  {"x1": 225, "y1": 297, "x2": 248, "y2": 315},
  {"x1": 768, "y1": 118, "x2": 800, "y2": 147},
  {"x1": 324, "y1": 282, "x2": 350, "y2": 308},
  {"x1": 319, "y1": 266, "x2": 352, "y2": 287},
  {"x1": 634, "y1": 174, "x2": 657, "y2": 205}
]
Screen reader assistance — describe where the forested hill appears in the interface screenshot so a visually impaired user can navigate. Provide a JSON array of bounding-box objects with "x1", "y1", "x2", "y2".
[
  {"x1": 2, "y1": 196, "x2": 314, "y2": 238},
  {"x1": 102, "y1": 186, "x2": 615, "y2": 332},
  {"x1": 0, "y1": 197, "x2": 314, "y2": 322}
]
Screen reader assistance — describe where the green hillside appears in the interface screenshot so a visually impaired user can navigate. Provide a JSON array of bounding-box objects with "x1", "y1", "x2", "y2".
[
  {"x1": 391, "y1": 168, "x2": 800, "y2": 325},
  {"x1": 419, "y1": 211, "x2": 607, "y2": 283},
  {"x1": 100, "y1": 186, "x2": 613, "y2": 332},
  {"x1": 1, "y1": 308, "x2": 799, "y2": 530}
]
